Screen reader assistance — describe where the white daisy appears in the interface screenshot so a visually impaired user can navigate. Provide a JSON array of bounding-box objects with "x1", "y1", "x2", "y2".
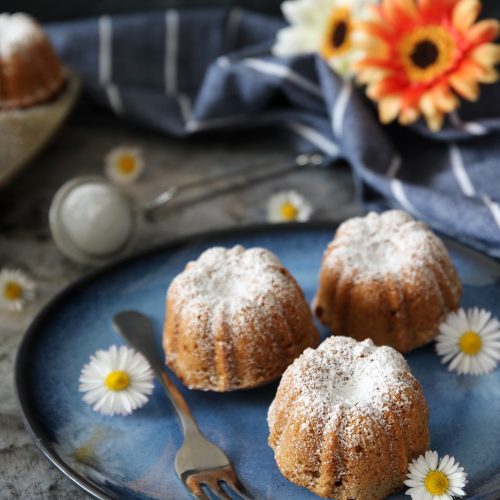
[
  {"x1": 405, "y1": 450, "x2": 467, "y2": 499},
  {"x1": 436, "y1": 308, "x2": 500, "y2": 375},
  {"x1": 0, "y1": 268, "x2": 35, "y2": 312},
  {"x1": 79, "y1": 345, "x2": 154, "y2": 416},
  {"x1": 267, "y1": 190, "x2": 313, "y2": 223},
  {"x1": 105, "y1": 146, "x2": 145, "y2": 185},
  {"x1": 272, "y1": 0, "x2": 376, "y2": 77}
]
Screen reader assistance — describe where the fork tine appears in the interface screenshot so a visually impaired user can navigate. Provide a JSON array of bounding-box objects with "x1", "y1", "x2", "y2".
[
  {"x1": 224, "y1": 477, "x2": 253, "y2": 500},
  {"x1": 184, "y1": 476, "x2": 210, "y2": 500},
  {"x1": 203, "y1": 480, "x2": 232, "y2": 500}
]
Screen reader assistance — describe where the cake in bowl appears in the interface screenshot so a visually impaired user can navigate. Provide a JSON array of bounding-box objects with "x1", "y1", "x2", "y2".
[
  {"x1": 313, "y1": 210, "x2": 461, "y2": 352},
  {"x1": 163, "y1": 245, "x2": 320, "y2": 391},
  {"x1": 268, "y1": 336, "x2": 430, "y2": 500},
  {"x1": 0, "y1": 13, "x2": 67, "y2": 109}
]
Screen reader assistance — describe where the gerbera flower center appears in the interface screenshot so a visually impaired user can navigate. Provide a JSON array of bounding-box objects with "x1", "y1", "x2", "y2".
[
  {"x1": 332, "y1": 21, "x2": 347, "y2": 49},
  {"x1": 411, "y1": 40, "x2": 438, "y2": 69},
  {"x1": 398, "y1": 26, "x2": 457, "y2": 83},
  {"x1": 423, "y1": 470, "x2": 449, "y2": 495},
  {"x1": 322, "y1": 7, "x2": 352, "y2": 59},
  {"x1": 459, "y1": 330, "x2": 482, "y2": 355},
  {"x1": 4, "y1": 281, "x2": 22, "y2": 300},
  {"x1": 105, "y1": 370, "x2": 130, "y2": 391},
  {"x1": 117, "y1": 154, "x2": 137, "y2": 174},
  {"x1": 280, "y1": 202, "x2": 299, "y2": 221}
]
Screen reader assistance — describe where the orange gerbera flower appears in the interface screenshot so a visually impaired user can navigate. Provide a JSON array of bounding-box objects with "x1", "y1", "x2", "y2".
[{"x1": 355, "y1": 0, "x2": 500, "y2": 130}]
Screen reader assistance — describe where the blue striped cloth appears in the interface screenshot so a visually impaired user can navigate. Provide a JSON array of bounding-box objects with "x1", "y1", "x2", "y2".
[{"x1": 46, "y1": 6, "x2": 500, "y2": 257}]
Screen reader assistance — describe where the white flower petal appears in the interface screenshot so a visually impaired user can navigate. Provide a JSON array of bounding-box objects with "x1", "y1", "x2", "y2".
[
  {"x1": 440, "y1": 350, "x2": 459, "y2": 363},
  {"x1": 437, "y1": 454, "x2": 451, "y2": 471},
  {"x1": 479, "y1": 320, "x2": 500, "y2": 337},
  {"x1": 267, "y1": 190, "x2": 313, "y2": 223},
  {"x1": 448, "y1": 351, "x2": 464, "y2": 372},
  {"x1": 273, "y1": 0, "x2": 377, "y2": 77},
  {"x1": 438, "y1": 323, "x2": 461, "y2": 339},
  {"x1": 79, "y1": 345, "x2": 154, "y2": 416},
  {"x1": 406, "y1": 452, "x2": 467, "y2": 500},
  {"x1": 0, "y1": 268, "x2": 36, "y2": 312},
  {"x1": 404, "y1": 479, "x2": 422, "y2": 487},
  {"x1": 406, "y1": 485, "x2": 426, "y2": 500},
  {"x1": 282, "y1": 0, "x2": 328, "y2": 26},
  {"x1": 105, "y1": 146, "x2": 145, "y2": 185},
  {"x1": 425, "y1": 450, "x2": 439, "y2": 470},
  {"x1": 471, "y1": 308, "x2": 490, "y2": 332},
  {"x1": 414, "y1": 455, "x2": 431, "y2": 475}
]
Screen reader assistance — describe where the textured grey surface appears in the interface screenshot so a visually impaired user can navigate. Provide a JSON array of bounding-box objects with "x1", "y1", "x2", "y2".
[{"x1": 0, "y1": 101, "x2": 360, "y2": 499}]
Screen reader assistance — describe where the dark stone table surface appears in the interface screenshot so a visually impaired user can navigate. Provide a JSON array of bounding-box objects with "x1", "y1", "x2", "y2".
[{"x1": 0, "y1": 100, "x2": 360, "y2": 499}]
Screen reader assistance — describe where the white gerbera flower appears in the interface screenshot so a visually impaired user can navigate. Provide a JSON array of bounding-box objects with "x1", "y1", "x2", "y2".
[
  {"x1": 267, "y1": 190, "x2": 313, "y2": 223},
  {"x1": 0, "y1": 268, "x2": 35, "y2": 312},
  {"x1": 105, "y1": 146, "x2": 145, "y2": 185},
  {"x1": 79, "y1": 345, "x2": 154, "y2": 416},
  {"x1": 436, "y1": 308, "x2": 500, "y2": 376},
  {"x1": 272, "y1": 0, "x2": 376, "y2": 77},
  {"x1": 405, "y1": 450, "x2": 467, "y2": 499}
]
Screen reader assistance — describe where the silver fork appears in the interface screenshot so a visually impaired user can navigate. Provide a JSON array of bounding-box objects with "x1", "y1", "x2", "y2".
[{"x1": 113, "y1": 311, "x2": 253, "y2": 500}]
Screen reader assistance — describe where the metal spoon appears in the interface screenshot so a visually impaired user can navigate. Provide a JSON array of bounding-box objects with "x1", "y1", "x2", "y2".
[{"x1": 49, "y1": 153, "x2": 324, "y2": 266}]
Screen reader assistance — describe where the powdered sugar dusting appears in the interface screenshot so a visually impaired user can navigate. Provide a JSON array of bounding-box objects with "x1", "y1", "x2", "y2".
[
  {"x1": 168, "y1": 245, "x2": 301, "y2": 336},
  {"x1": 0, "y1": 13, "x2": 44, "y2": 57},
  {"x1": 165, "y1": 245, "x2": 319, "y2": 390},
  {"x1": 285, "y1": 336, "x2": 414, "y2": 428},
  {"x1": 268, "y1": 335, "x2": 429, "y2": 498},
  {"x1": 325, "y1": 210, "x2": 446, "y2": 280}
]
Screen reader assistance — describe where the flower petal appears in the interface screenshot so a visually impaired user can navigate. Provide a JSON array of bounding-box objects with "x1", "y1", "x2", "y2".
[{"x1": 452, "y1": 0, "x2": 481, "y2": 32}]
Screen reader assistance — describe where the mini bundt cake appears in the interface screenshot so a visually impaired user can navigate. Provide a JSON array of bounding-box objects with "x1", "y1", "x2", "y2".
[
  {"x1": 313, "y1": 210, "x2": 461, "y2": 353},
  {"x1": 0, "y1": 13, "x2": 66, "y2": 109},
  {"x1": 268, "y1": 336, "x2": 430, "y2": 500},
  {"x1": 163, "y1": 245, "x2": 320, "y2": 391}
]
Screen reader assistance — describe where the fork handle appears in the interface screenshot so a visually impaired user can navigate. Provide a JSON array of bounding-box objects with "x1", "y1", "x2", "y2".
[{"x1": 113, "y1": 311, "x2": 201, "y2": 438}]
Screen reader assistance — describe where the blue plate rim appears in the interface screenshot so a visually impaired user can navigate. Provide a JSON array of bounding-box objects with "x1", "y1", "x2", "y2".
[{"x1": 14, "y1": 220, "x2": 500, "y2": 500}]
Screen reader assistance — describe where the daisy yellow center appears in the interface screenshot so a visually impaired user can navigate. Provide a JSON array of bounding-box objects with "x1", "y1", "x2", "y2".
[
  {"x1": 4, "y1": 281, "x2": 22, "y2": 301},
  {"x1": 322, "y1": 7, "x2": 352, "y2": 59},
  {"x1": 73, "y1": 444, "x2": 94, "y2": 463},
  {"x1": 424, "y1": 470, "x2": 449, "y2": 495},
  {"x1": 280, "y1": 202, "x2": 299, "y2": 221},
  {"x1": 398, "y1": 26, "x2": 457, "y2": 83},
  {"x1": 459, "y1": 330, "x2": 482, "y2": 355},
  {"x1": 104, "y1": 370, "x2": 130, "y2": 391},
  {"x1": 117, "y1": 154, "x2": 137, "y2": 175}
]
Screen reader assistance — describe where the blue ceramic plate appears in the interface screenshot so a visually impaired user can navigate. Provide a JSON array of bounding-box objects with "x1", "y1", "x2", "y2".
[{"x1": 15, "y1": 223, "x2": 500, "y2": 500}]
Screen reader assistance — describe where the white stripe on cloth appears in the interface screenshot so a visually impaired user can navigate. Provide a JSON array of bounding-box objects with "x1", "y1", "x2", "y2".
[
  {"x1": 216, "y1": 56, "x2": 231, "y2": 69},
  {"x1": 188, "y1": 115, "x2": 338, "y2": 156},
  {"x1": 98, "y1": 16, "x2": 124, "y2": 115},
  {"x1": 449, "y1": 144, "x2": 500, "y2": 232},
  {"x1": 105, "y1": 85, "x2": 124, "y2": 116},
  {"x1": 385, "y1": 154, "x2": 401, "y2": 178},
  {"x1": 177, "y1": 94, "x2": 192, "y2": 124},
  {"x1": 165, "y1": 10, "x2": 193, "y2": 123},
  {"x1": 243, "y1": 58, "x2": 324, "y2": 99},
  {"x1": 449, "y1": 144, "x2": 476, "y2": 197},
  {"x1": 225, "y1": 8, "x2": 243, "y2": 51},
  {"x1": 165, "y1": 10, "x2": 179, "y2": 96},
  {"x1": 390, "y1": 178, "x2": 420, "y2": 216},
  {"x1": 385, "y1": 155, "x2": 421, "y2": 217},
  {"x1": 449, "y1": 111, "x2": 488, "y2": 136},
  {"x1": 482, "y1": 195, "x2": 500, "y2": 230},
  {"x1": 186, "y1": 113, "x2": 259, "y2": 132},
  {"x1": 332, "y1": 81, "x2": 352, "y2": 139},
  {"x1": 286, "y1": 121, "x2": 339, "y2": 156}
]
